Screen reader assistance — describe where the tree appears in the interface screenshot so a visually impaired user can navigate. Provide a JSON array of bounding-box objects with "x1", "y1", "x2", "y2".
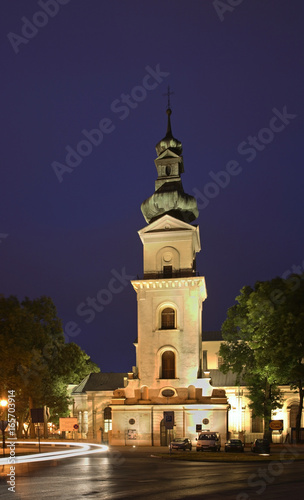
[
  {"x1": 219, "y1": 275, "x2": 304, "y2": 442},
  {"x1": 246, "y1": 275, "x2": 304, "y2": 443},
  {"x1": 219, "y1": 286, "x2": 282, "y2": 441},
  {"x1": 0, "y1": 295, "x2": 99, "y2": 437}
]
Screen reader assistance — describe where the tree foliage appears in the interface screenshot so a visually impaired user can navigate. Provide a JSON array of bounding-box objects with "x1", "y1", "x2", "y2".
[
  {"x1": 219, "y1": 275, "x2": 304, "y2": 441},
  {"x1": 0, "y1": 295, "x2": 99, "y2": 434}
]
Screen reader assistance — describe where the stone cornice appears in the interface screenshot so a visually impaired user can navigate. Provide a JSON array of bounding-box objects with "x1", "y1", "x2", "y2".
[
  {"x1": 131, "y1": 276, "x2": 207, "y2": 296},
  {"x1": 110, "y1": 403, "x2": 228, "y2": 409}
]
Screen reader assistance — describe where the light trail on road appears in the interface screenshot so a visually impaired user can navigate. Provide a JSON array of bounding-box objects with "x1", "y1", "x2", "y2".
[{"x1": 0, "y1": 441, "x2": 108, "y2": 465}]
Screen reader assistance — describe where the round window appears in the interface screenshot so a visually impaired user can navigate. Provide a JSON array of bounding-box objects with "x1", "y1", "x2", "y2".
[
  {"x1": 129, "y1": 418, "x2": 135, "y2": 425},
  {"x1": 162, "y1": 389, "x2": 175, "y2": 398},
  {"x1": 163, "y1": 252, "x2": 172, "y2": 262},
  {"x1": 202, "y1": 418, "x2": 209, "y2": 425}
]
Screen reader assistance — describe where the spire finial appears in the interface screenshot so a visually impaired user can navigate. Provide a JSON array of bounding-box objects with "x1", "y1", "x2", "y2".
[
  {"x1": 162, "y1": 86, "x2": 174, "y2": 137},
  {"x1": 163, "y1": 85, "x2": 174, "y2": 110}
]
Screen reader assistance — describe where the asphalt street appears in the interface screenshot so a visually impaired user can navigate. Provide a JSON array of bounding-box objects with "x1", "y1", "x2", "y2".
[{"x1": 0, "y1": 447, "x2": 304, "y2": 500}]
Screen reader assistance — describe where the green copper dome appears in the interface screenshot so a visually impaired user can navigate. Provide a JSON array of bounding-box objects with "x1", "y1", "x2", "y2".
[
  {"x1": 141, "y1": 183, "x2": 199, "y2": 224},
  {"x1": 141, "y1": 108, "x2": 199, "y2": 224}
]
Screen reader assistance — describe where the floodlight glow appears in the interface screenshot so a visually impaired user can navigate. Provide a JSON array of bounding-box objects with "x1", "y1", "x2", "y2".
[
  {"x1": 0, "y1": 399, "x2": 8, "y2": 407},
  {"x1": 0, "y1": 441, "x2": 108, "y2": 465}
]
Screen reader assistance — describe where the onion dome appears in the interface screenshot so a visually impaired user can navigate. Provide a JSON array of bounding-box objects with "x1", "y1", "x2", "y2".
[
  {"x1": 155, "y1": 108, "x2": 182, "y2": 157},
  {"x1": 141, "y1": 107, "x2": 199, "y2": 224}
]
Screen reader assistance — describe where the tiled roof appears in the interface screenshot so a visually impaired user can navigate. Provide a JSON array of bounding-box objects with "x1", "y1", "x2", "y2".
[
  {"x1": 202, "y1": 331, "x2": 223, "y2": 341},
  {"x1": 72, "y1": 372, "x2": 128, "y2": 394},
  {"x1": 209, "y1": 369, "x2": 246, "y2": 387}
]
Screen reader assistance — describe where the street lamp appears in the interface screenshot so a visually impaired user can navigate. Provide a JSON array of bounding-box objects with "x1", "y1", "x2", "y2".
[
  {"x1": 0, "y1": 399, "x2": 8, "y2": 455},
  {"x1": 0, "y1": 400, "x2": 8, "y2": 410}
]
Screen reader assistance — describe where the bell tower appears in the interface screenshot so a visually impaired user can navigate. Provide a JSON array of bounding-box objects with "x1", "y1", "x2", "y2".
[
  {"x1": 110, "y1": 103, "x2": 228, "y2": 448},
  {"x1": 131, "y1": 106, "x2": 207, "y2": 388}
]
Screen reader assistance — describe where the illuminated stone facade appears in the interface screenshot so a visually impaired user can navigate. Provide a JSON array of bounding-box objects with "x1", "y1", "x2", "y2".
[
  {"x1": 108, "y1": 213, "x2": 228, "y2": 446},
  {"x1": 71, "y1": 108, "x2": 303, "y2": 446},
  {"x1": 107, "y1": 107, "x2": 231, "y2": 446}
]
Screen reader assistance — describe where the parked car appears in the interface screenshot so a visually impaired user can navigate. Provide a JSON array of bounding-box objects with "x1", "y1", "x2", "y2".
[
  {"x1": 169, "y1": 438, "x2": 192, "y2": 451},
  {"x1": 251, "y1": 439, "x2": 270, "y2": 454},
  {"x1": 224, "y1": 439, "x2": 245, "y2": 453},
  {"x1": 196, "y1": 432, "x2": 221, "y2": 452}
]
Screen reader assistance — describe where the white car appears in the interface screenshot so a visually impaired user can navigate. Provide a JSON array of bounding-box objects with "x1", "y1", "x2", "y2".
[{"x1": 196, "y1": 432, "x2": 221, "y2": 452}]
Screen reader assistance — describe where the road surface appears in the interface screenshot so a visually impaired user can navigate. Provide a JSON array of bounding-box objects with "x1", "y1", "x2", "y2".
[{"x1": 0, "y1": 446, "x2": 303, "y2": 499}]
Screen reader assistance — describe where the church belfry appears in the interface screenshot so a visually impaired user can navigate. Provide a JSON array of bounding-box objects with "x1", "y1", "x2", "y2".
[
  {"x1": 73, "y1": 103, "x2": 229, "y2": 448},
  {"x1": 131, "y1": 106, "x2": 207, "y2": 387}
]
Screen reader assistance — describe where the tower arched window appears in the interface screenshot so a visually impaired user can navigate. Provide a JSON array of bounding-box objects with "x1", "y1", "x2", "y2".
[
  {"x1": 161, "y1": 307, "x2": 176, "y2": 329},
  {"x1": 161, "y1": 351, "x2": 175, "y2": 379}
]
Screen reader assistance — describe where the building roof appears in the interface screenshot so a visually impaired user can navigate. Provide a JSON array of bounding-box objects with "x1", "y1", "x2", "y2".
[
  {"x1": 72, "y1": 369, "x2": 246, "y2": 394},
  {"x1": 209, "y1": 369, "x2": 245, "y2": 387},
  {"x1": 202, "y1": 330, "x2": 223, "y2": 341},
  {"x1": 72, "y1": 372, "x2": 128, "y2": 394}
]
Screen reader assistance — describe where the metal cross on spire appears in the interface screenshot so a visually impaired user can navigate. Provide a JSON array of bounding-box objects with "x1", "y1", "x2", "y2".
[{"x1": 163, "y1": 85, "x2": 174, "y2": 109}]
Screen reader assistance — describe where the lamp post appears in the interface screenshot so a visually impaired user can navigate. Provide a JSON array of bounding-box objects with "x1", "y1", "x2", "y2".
[{"x1": 0, "y1": 399, "x2": 8, "y2": 456}]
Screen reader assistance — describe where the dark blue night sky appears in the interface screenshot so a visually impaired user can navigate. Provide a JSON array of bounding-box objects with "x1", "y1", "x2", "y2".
[{"x1": 1, "y1": 0, "x2": 303, "y2": 372}]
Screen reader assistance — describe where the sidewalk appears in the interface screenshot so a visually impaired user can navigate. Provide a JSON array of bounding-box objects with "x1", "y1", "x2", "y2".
[
  {"x1": 104, "y1": 442, "x2": 304, "y2": 456},
  {"x1": 1, "y1": 440, "x2": 303, "y2": 458}
]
